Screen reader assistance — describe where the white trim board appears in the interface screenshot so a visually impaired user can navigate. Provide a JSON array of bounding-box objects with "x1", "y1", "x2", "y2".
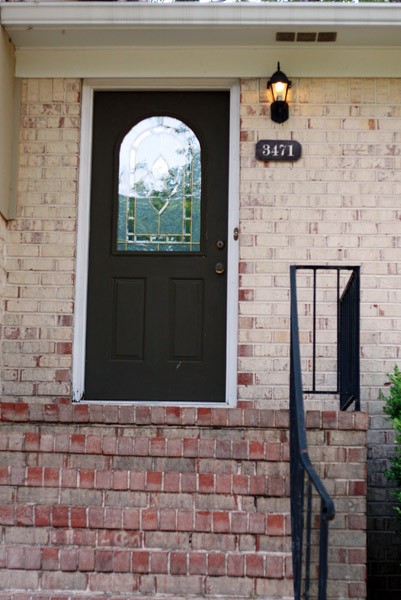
[
  {"x1": 12, "y1": 46, "x2": 401, "y2": 79},
  {"x1": 72, "y1": 78, "x2": 240, "y2": 407}
]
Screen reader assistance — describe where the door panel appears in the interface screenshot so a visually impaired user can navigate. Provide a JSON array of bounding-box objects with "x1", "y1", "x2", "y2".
[
  {"x1": 85, "y1": 91, "x2": 229, "y2": 402},
  {"x1": 112, "y1": 278, "x2": 145, "y2": 360},
  {"x1": 170, "y1": 278, "x2": 204, "y2": 361}
]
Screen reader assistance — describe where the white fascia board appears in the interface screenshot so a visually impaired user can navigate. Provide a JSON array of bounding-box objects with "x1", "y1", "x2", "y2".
[{"x1": 2, "y1": 2, "x2": 401, "y2": 28}]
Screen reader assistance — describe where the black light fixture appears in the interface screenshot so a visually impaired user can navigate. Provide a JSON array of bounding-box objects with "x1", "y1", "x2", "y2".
[{"x1": 267, "y1": 62, "x2": 292, "y2": 124}]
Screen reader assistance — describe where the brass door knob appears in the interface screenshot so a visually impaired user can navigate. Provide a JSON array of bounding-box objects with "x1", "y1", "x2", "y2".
[{"x1": 215, "y1": 262, "x2": 225, "y2": 274}]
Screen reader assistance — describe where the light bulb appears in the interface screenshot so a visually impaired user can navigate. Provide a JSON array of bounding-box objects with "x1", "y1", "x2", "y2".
[{"x1": 274, "y1": 81, "x2": 285, "y2": 102}]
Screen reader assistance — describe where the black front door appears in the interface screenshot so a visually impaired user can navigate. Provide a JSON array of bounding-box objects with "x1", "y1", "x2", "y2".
[{"x1": 85, "y1": 91, "x2": 229, "y2": 402}]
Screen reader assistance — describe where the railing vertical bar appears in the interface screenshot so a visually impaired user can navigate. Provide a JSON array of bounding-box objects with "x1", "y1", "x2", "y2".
[
  {"x1": 336, "y1": 269, "x2": 340, "y2": 395},
  {"x1": 290, "y1": 266, "x2": 306, "y2": 600},
  {"x1": 318, "y1": 500, "x2": 329, "y2": 600},
  {"x1": 305, "y1": 476, "x2": 313, "y2": 600},
  {"x1": 355, "y1": 268, "x2": 361, "y2": 411},
  {"x1": 312, "y1": 268, "x2": 317, "y2": 392}
]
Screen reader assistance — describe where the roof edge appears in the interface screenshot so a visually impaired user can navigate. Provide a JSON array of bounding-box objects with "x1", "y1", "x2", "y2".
[{"x1": 2, "y1": 2, "x2": 401, "y2": 28}]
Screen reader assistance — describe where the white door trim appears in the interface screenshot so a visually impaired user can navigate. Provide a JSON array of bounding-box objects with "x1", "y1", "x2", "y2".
[{"x1": 72, "y1": 78, "x2": 240, "y2": 406}]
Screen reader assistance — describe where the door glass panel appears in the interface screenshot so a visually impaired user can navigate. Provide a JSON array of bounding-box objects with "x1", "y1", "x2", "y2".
[{"x1": 117, "y1": 116, "x2": 201, "y2": 252}]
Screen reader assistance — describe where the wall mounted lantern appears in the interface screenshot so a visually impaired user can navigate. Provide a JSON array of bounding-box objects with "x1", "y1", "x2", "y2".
[{"x1": 267, "y1": 62, "x2": 292, "y2": 124}]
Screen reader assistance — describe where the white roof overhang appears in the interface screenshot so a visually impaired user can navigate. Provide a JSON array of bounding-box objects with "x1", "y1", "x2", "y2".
[{"x1": 1, "y1": 2, "x2": 401, "y2": 78}]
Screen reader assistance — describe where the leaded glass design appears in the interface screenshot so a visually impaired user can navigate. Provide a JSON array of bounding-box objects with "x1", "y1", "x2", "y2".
[{"x1": 117, "y1": 116, "x2": 201, "y2": 252}]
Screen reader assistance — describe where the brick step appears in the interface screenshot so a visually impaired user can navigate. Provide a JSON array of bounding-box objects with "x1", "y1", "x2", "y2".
[
  {"x1": 0, "y1": 404, "x2": 367, "y2": 598},
  {"x1": 0, "y1": 451, "x2": 288, "y2": 476},
  {"x1": 0, "y1": 502, "x2": 289, "y2": 535},
  {"x1": 0, "y1": 466, "x2": 288, "y2": 495},
  {"x1": 0, "y1": 403, "x2": 368, "y2": 431},
  {"x1": 0, "y1": 403, "x2": 291, "y2": 429},
  {"x1": 0, "y1": 571, "x2": 294, "y2": 598},
  {"x1": 2, "y1": 484, "x2": 290, "y2": 508},
  {"x1": 0, "y1": 431, "x2": 286, "y2": 460},
  {"x1": 0, "y1": 406, "x2": 293, "y2": 597},
  {"x1": 0, "y1": 588, "x2": 294, "y2": 600},
  {"x1": 0, "y1": 455, "x2": 288, "y2": 482},
  {"x1": 0, "y1": 545, "x2": 290, "y2": 578}
]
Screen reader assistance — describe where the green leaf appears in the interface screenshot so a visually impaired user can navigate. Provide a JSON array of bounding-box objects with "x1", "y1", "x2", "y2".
[{"x1": 382, "y1": 366, "x2": 401, "y2": 535}]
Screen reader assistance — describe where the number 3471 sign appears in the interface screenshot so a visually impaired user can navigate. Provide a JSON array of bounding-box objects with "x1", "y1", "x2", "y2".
[{"x1": 256, "y1": 140, "x2": 302, "y2": 162}]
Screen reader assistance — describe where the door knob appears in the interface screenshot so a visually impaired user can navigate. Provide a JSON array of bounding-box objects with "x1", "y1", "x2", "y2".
[{"x1": 215, "y1": 262, "x2": 225, "y2": 274}]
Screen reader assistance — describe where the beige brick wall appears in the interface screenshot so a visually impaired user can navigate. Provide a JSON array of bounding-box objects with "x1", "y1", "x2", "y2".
[
  {"x1": 1, "y1": 78, "x2": 80, "y2": 402},
  {"x1": 239, "y1": 77, "x2": 401, "y2": 412},
  {"x1": 1, "y1": 77, "x2": 400, "y2": 413}
]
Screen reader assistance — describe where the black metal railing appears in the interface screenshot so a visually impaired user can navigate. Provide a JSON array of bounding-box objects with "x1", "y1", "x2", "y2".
[
  {"x1": 290, "y1": 265, "x2": 360, "y2": 600},
  {"x1": 297, "y1": 265, "x2": 360, "y2": 411}
]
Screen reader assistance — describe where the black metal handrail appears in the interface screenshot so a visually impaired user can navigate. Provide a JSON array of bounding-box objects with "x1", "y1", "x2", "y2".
[{"x1": 290, "y1": 265, "x2": 360, "y2": 600}]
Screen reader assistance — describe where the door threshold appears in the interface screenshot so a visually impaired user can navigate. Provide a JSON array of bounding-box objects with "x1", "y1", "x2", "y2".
[{"x1": 73, "y1": 399, "x2": 232, "y2": 407}]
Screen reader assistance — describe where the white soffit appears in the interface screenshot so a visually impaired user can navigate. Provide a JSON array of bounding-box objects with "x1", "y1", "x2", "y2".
[{"x1": 1, "y1": 2, "x2": 401, "y2": 77}]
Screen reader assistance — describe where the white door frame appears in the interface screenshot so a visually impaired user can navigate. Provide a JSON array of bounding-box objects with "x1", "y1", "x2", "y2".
[{"x1": 72, "y1": 78, "x2": 240, "y2": 406}]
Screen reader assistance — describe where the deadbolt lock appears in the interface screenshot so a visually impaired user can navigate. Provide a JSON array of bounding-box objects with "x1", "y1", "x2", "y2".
[{"x1": 215, "y1": 240, "x2": 225, "y2": 250}]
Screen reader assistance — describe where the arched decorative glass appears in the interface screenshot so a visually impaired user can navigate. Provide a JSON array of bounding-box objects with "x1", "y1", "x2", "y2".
[{"x1": 117, "y1": 116, "x2": 201, "y2": 252}]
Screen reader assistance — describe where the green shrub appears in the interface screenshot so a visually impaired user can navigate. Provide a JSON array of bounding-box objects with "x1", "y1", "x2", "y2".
[{"x1": 381, "y1": 365, "x2": 401, "y2": 530}]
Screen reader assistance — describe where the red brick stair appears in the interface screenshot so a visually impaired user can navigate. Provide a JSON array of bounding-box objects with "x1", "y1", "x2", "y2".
[
  {"x1": 0, "y1": 404, "x2": 293, "y2": 599},
  {"x1": 0, "y1": 403, "x2": 367, "y2": 599}
]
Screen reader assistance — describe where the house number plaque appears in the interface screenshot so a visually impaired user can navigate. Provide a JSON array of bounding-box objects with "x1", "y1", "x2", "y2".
[{"x1": 256, "y1": 140, "x2": 302, "y2": 162}]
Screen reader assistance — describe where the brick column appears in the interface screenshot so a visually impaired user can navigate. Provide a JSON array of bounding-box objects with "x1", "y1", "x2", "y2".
[{"x1": 2, "y1": 78, "x2": 80, "y2": 403}]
